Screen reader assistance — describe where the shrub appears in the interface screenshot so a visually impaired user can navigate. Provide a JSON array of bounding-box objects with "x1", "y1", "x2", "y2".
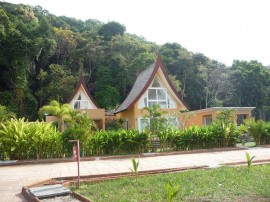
[
  {"x1": 0, "y1": 118, "x2": 62, "y2": 160},
  {"x1": 62, "y1": 127, "x2": 92, "y2": 157},
  {"x1": 90, "y1": 130, "x2": 148, "y2": 155},
  {"x1": 245, "y1": 119, "x2": 265, "y2": 145},
  {"x1": 261, "y1": 121, "x2": 270, "y2": 145}
]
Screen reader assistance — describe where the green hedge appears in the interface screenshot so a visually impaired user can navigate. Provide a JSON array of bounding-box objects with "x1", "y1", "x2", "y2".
[
  {"x1": 171, "y1": 124, "x2": 240, "y2": 151},
  {"x1": 90, "y1": 130, "x2": 148, "y2": 155},
  {"x1": 262, "y1": 122, "x2": 270, "y2": 144},
  {"x1": 244, "y1": 119, "x2": 270, "y2": 145},
  {"x1": 0, "y1": 118, "x2": 255, "y2": 160}
]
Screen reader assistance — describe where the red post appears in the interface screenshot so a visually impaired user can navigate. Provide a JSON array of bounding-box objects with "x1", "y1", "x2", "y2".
[{"x1": 73, "y1": 146, "x2": 78, "y2": 161}]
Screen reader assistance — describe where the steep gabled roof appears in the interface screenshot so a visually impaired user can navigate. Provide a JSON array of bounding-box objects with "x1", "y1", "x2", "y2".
[
  {"x1": 68, "y1": 74, "x2": 99, "y2": 108},
  {"x1": 115, "y1": 54, "x2": 190, "y2": 113}
]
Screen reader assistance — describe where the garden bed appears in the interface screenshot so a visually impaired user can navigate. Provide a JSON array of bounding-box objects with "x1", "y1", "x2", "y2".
[{"x1": 72, "y1": 164, "x2": 270, "y2": 202}]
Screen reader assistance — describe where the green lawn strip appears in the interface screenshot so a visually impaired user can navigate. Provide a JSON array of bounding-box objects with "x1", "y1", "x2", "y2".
[
  {"x1": 237, "y1": 142, "x2": 256, "y2": 147},
  {"x1": 73, "y1": 165, "x2": 270, "y2": 202}
]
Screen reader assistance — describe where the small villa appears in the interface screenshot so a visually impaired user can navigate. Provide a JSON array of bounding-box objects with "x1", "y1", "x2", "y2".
[
  {"x1": 46, "y1": 74, "x2": 105, "y2": 130},
  {"x1": 185, "y1": 107, "x2": 255, "y2": 128},
  {"x1": 67, "y1": 74, "x2": 105, "y2": 130}
]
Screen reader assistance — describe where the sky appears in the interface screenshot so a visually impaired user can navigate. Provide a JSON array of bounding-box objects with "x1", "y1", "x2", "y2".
[{"x1": 3, "y1": 0, "x2": 270, "y2": 66}]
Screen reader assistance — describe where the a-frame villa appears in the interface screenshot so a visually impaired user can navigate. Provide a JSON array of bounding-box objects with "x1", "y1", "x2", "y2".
[
  {"x1": 46, "y1": 74, "x2": 105, "y2": 130},
  {"x1": 114, "y1": 54, "x2": 190, "y2": 130},
  {"x1": 67, "y1": 74, "x2": 105, "y2": 130}
]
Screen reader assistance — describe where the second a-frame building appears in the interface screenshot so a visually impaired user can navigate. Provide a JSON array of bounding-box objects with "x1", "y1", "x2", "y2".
[
  {"x1": 114, "y1": 54, "x2": 189, "y2": 131},
  {"x1": 67, "y1": 74, "x2": 105, "y2": 130}
]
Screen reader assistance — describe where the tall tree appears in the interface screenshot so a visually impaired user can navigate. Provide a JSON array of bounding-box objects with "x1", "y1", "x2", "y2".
[
  {"x1": 229, "y1": 60, "x2": 270, "y2": 119},
  {"x1": 94, "y1": 66, "x2": 120, "y2": 109}
]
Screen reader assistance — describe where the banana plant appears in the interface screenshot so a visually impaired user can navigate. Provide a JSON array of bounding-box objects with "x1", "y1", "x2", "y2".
[
  {"x1": 245, "y1": 152, "x2": 255, "y2": 171},
  {"x1": 129, "y1": 158, "x2": 139, "y2": 180},
  {"x1": 166, "y1": 181, "x2": 180, "y2": 202}
]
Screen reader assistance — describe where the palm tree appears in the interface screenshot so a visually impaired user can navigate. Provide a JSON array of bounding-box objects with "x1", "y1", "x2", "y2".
[
  {"x1": 142, "y1": 103, "x2": 167, "y2": 135},
  {"x1": 39, "y1": 100, "x2": 71, "y2": 131},
  {"x1": 215, "y1": 109, "x2": 236, "y2": 146}
]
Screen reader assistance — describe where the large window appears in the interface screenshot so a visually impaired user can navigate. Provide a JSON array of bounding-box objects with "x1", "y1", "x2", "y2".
[
  {"x1": 72, "y1": 92, "x2": 93, "y2": 109},
  {"x1": 138, "y1": 117, "x2": 178, "y2": 132},
  {"x1": 138, "y1": 77, "x2": 176, "y2": 109},
  {"x1": 138, "y1": 118, "x2": 150, "y2": 132},
  {"x1": 73, "y1": 100, "x2": 91, "y2": 109}
]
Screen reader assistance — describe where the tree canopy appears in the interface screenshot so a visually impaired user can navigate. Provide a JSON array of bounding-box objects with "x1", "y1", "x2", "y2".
[{"x1": 1, "y1": 2, "x2": 270, "y2": 120}]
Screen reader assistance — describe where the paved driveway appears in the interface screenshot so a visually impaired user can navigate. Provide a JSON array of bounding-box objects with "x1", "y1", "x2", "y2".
[{"x1": 1, "y1": 147, "x2": 270, "y2": 202}]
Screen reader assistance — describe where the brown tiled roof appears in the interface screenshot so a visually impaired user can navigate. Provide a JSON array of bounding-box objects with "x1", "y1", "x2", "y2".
[
  {"x1": 115, "y1": 63, "x2": 155, "y2": 113},
  {"x1": 68, "y1": 74, "x2": 99, "y2": 108},
  {"x1": 115, "y1": 54, "x2": 189, "y2": 114}
]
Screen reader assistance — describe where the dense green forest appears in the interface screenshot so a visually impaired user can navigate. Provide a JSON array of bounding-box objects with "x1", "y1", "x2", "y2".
[{"x1": 0, "y1": 2, "x2": 270, "y2": 120}]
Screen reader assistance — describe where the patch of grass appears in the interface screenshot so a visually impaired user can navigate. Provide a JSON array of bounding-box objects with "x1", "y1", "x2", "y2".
[
  {"x1": 74, "y1": 165, "x2": 270, "y2": 202},
  {"x1": 237, "y1": 142, "x2": 256, "y2": 147}
]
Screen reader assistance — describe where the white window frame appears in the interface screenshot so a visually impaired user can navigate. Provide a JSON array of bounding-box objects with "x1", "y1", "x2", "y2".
[
  {"x1": 138, "y1": 76, "x2": 177, "y2": 109},
  {"x1": 147, "y1": 87, "x2": 168, "y2": 108},
  {"x1": 72, "y1": 100, "x2": 91, "y2": 109},
  {"x1": 138, "y1": 116, "x2": 179, "y2": 132},
  {"x1": 165, "y1": 116, "x2": 179, "y2": 128},
  {"x1": 138, "y1": 118, "x2": 150, "y2": 132}
]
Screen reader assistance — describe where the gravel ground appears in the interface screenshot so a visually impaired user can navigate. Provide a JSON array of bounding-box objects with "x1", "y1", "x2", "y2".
[{"x1": 40, "y1": 195, "x2": 81, "y2": 202}]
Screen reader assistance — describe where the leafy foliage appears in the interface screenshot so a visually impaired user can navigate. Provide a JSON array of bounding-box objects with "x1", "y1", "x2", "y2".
[
  {"x1": 245, "y1": 151, "x2": 255, "y2": 171},
  {"x1": 1, "y1": 2, "x2": 270, "y2": 120},
  {"x1": 215, "y1": 109, "x2": 237, "y2": 147},
  {"x1": 166, "y1": 181, "x2": 180, "y2": 202},
  {"x1": 0, "y1": 118, "x2": 62, "y2": 160},
  {"x1": 0, "y1": 105, "x2": 16, "y2": 123},
  {"x1": 90, "y1": 130, "x2": 148, "y2": 155},
  {"x1": 244, "y1": 119, "x2": 270, "y2": 145},
  {"x1": 129, "y1": 158, "x2": 140, "y2": 180}
]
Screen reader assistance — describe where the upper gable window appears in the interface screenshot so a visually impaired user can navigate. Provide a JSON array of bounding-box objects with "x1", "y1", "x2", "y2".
[
  {"x1": 138, "y1": 76, "x2": 176, "y2": 109},
  {"x1": 72, "y1": 92, "x2": 95, "y2": 109}
]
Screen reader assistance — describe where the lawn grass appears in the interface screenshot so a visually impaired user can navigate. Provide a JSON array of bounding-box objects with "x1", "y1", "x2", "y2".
[
  {"x1": 236, "y1": 142, "x2": 256, "y2": 147},
  {"x1": 74, "y1": 165, "x2": 270, "y2": 202}
]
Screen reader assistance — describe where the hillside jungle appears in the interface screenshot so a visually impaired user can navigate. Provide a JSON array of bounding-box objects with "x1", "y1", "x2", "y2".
[{"x1": 1, "y1": 2, "x2": 270, "y2": 121}]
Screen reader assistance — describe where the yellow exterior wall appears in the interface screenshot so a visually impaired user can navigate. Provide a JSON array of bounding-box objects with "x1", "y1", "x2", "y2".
[
  {"x1": 115, "y1": 71, "x2": 188, "y2": 130},
  {"x1": 115, "y1": 106, "x2": 136, "y2": 129},
  {"x1": 116, "y1": 94, "x2": 187, "y2": 130},
  {"x1": 83, "y1": 108, "x2": 105, "y2": 130},
  {"x1": 45, "y1": 108, "x2": 105, "y2": 131},
  {"x1": 184, "y1": 108, "x2": 253, "y2": 128}
]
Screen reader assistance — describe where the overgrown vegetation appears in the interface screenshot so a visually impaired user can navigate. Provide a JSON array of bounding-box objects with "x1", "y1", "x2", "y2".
[{"x1": 74, "y1": 165, "x2": 270, "y2": 202}]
